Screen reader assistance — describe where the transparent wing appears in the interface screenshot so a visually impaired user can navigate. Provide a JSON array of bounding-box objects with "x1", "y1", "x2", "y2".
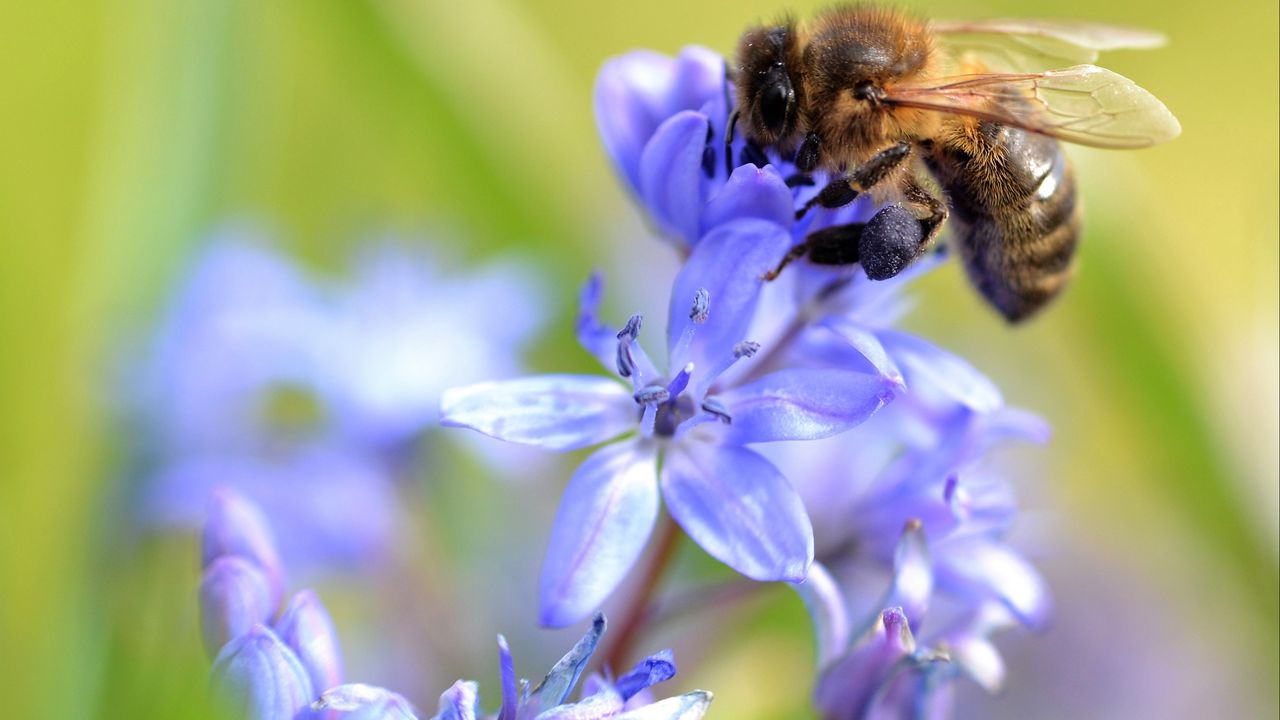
[
  {"x1": 886, "y1": 65, "x2": 1180, "y2": 149},
  {"x1": 934, "y1": 19, "x2": 1167, "y2": 72}
]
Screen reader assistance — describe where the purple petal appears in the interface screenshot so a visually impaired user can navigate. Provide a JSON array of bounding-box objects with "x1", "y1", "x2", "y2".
[
  {"x1": 315, "y1": 684, "x2": 420, "y2": 719},
  {"x1": 876, "y1": 331, "x2": 1002, "y2": 413},
  {"x1": 934, "y1": 540, "x2": 1053, "y2": 630},
  {"x1": 199, "y1": 556, "x2": 276, "y2": 658},
  {"x1": 441, "y1": 375, "x2": 634, "y2": 452},
  {"x1": 595, "y1": 47, "x2": 723, "y2": 194},
  {"x1": 884, "y1": 521, "x2": 932, "y2": 628},
  {"x1": 639, "y1": 111, "x2": 711, "y2": 245},
  {"x1": 540, "y1": 443, "x2": 658, "y2": 627},
  {"x1": 815, "y1": 317, "x2": 905, "y2": 386},
  {"x1": 275, "y1": 589, "x2": 344, "y2": 697},
  {"x1": 719, "y1": 368, "x2": 896, "y2": 444},
  {"x1": 202, "y1": 488, "x2": 285, "y2": 609},
  {"x1": 497, "y1": 635, "x2": 517, "y2": 720},
  {"x1": 666, "y1": 219, "x2": 791, "y2": 395},
  {"x1": 575, "y1": 272, "x2": 619, "y2": 374},
  {"x1": 661, "y1": 442, "x2": 812, "y2": 582},
  {"x1": 812, "y1": 608, "x2": 916, "y2": 719},
  {"x1": 700, "y1": 164, "x2": 794, "y2": 236},
  {"x1": 211, "y1": 625, "x2": 316, "y2": 720},
  {"x1": 529, "y1": 614, "x2": 607, "y2": 711},
  {"x1": 613, "y1": 691, "x2": 713, "y2": 720},
  {"x1": 615, "y1": 649, "x2": 677, "y2": 700},
  {"x1": 433, "y1": 681, "x2": 478, "y2": 720},
  {"x1": 535, "y1": 686, "x2": 624, "y2": 720},
  {"x1": 794, "y1": 562, "x2": 851, "y2": 668}
]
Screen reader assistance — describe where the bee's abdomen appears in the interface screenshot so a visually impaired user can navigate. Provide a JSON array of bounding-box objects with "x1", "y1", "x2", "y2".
[{"x1": 928, "y1": 123, "x2": 1082, "y2": 322}]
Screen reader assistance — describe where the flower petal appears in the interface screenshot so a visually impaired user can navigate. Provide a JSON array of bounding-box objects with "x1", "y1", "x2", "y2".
[
  {"x1": 441, "y1": 375, "x2": 634, "y2": 451},
  {"x1": 700, "y1": 164, "x2": 793, "y2": 236},
  {"x1": 199, "y1": 556, "x2": 275, "y2": 658},
  {"x1": 613, "y1": 691, "x2": 713, "y2": 720},
  {"x1": 595, "y1": 47, "x2": 723, "y2": 194},
  {"x1": 815, "y1": 316, "x2": 904, "y2": 386},
  {"x1": 661, "y1": 442, "x2": 812, "y2": 582},
  {"x1": 275, "y1": 589, "x2": 344, "y2": 697},
  {"x1": 202, "y1": 488, "x2": 285, "y2": 610},
  {"x1": 884, "y1": 521, "x2": 932, "y2": 629},
  {"x1": 211, "y1": 625, "x2": 315, "y2": 720},
  {"x1": 528, "y1": 614, "x2": 607, "y2": 711},
  {"x1": 315, "y1": 684, "x2": 420, "y2": 719},
  {"x1": 812, "y1": 608, "x2": 915, "y2": 720},
  {"x1": 794, "y1": 562, "x2": 851, "y2": 669},
  {"x1": 497, "y1": 636, "x2": 517, "y2": 720},
  {"x1": 639, "y1": 111, "x2": 711, "y2": 245},
  {"x1": 666, "y1": 219, "x2": 791, "y2": 394},
  {"x1": 615, "y1": 649, "x2": 677, "y2": 701},
  {"x1": 720, "y1": 368, "x2": 896, "y2": 443},
  {"x1": 876, "y1": 331, "x2": 1002, "y2": 413},
  {"x1": 433, "y1": 681, "x2": 478, "y2": 720},
  {"x1": 935, "y1": 539, "x2": 1053, "y2": 631},
  {"x1": 540, "y1": 444, "x2": 659, "y2": 627}
]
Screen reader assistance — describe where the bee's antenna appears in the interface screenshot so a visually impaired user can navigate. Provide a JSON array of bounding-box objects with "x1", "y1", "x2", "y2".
[{"x1": 724, "y1": 109, "x2": 740, "y2": 178}]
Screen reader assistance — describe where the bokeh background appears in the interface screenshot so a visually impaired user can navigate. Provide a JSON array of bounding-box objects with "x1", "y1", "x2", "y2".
[{"x1": 1, "y1": 0, "x2": 1276, "y2": 717}]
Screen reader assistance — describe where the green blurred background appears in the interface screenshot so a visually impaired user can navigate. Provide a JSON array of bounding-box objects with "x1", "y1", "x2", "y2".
[{"x1": 1, "y1": 0, "x2": 1275, "y2": 717}]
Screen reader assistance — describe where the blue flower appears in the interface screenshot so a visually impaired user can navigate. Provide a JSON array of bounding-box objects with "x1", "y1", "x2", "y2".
[
  {"x1": 596, "y1": 46, "x2": 881, "y2": 253},
  {"x1": 799, "y1": 527, "x2": 1026, "y2": 720},
  {"x1": 442, "y1": 226, "x2": 904, "y2": 627},
  {"x1": 763, "y1": 315, "x2": 1054, "y2": 632},
  {"x1": 134, "y1": 231, "x2": 544, "y2": 572},
  {"x1": 199, "y1": 489, "x2": 711, "y2": 720},
  {"x1": 432, "y1": 614, "x2": 712, "y2": 720}
]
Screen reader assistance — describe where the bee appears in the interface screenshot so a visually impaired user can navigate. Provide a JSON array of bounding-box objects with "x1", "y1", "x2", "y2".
[{"x1": 729, "y1": 6, "x2": 1180, "y2": 321}]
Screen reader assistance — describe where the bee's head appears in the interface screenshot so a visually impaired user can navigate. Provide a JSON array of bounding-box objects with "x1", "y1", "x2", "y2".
[{"x1": 735, "y1": 23, "x2": 801, "y2": 147}]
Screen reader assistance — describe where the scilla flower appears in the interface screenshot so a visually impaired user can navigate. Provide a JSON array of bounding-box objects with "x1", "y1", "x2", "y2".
[{"x1": 442, "y1": 223, "x2": 904, "y2": 627}]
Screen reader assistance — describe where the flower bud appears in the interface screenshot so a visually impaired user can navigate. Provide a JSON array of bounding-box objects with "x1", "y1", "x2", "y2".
[
  {"x1": 211, "y1": 624, "x2": 316, "y2": 720},
  {"x1": 199, "y1": 556, "x2": 275, "y2": 658}
]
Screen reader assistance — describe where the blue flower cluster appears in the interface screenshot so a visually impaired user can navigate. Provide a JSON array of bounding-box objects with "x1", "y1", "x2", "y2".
[
  {"x1": 134, "y1": 232, "x2": 544, "y2": 571},
  {"x1": 442, "y1": 46, "x2": 1051, "y2": 717},
  {"x1": 199, "y1": 488, "x2": 711, "y2": 720},
  {"x1": 159, "y1": 42, "x2": 1050, "y2": 720}
]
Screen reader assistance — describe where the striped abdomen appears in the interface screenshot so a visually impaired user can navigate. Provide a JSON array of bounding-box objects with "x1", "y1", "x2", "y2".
[{"x1": 926, "y1": 122, "x2": 1082, "y2": 322}]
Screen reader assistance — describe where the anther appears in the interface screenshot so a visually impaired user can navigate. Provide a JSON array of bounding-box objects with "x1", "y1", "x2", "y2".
[
  {"x1": 633, "y1": 385, "x2": 670, "y2": 406},
  {"x1": 733, "y1": 341, "x2": 761, "y2": 358},
  {"x1": 690, "y1": 289, "x2": 710, "y2": 324},
  {"x1": 617, "y1": 314, "x2": 643, "y2": 340}
]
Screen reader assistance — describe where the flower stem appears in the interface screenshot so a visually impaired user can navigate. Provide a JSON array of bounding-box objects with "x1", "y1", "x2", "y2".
[{"x1": 601, "y1": 514, "x2": 682, "y2": 673}]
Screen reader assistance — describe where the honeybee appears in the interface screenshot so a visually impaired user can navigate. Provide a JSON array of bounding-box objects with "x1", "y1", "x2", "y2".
[{"x1": 730, "y1": 6, "x2": 1180, "y2": 321}]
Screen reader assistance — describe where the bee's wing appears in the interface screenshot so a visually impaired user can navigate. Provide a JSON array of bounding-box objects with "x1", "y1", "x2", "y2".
[
  {"x1": 885, "y1": 65, "x2": 1180, "y2": 149},
  {"x1": 934, "y1": 19, "x2": 1167, "y2": 72}
]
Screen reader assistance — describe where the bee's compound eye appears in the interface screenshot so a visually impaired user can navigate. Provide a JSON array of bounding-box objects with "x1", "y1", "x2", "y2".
[{"x1": 760, "y1": 83, "x2": 791, "y2": 134}]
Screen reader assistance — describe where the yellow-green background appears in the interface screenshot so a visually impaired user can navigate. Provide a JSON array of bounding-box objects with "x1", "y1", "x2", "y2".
[{"x1": 1, "y1": 0, "x2": 1275, "y2": 717}]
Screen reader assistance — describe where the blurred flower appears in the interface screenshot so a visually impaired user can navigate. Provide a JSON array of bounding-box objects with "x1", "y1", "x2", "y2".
[
  {"x1": 800, "y1": 528, "x2": 1024, "y2": 720},
  {"x1": 443, "y1": 229, "x2": 906, "y2": 625},
  {"x1": 759, "y1": 293, "x2": 1054, "y2": 632},
  {"x1": 198, "y1": 489, "x2": 710, "y2": 720},
  {"x1": 133, "y1": 230, "x2": 544, "y2": 571}
]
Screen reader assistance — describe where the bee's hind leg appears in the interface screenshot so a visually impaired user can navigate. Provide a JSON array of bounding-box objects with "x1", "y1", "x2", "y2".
[
  {"x1": 762, "y1": 223, "x2": 865, "y2": 281},
  {"x1": 858, "y1": 178, "x2": 948, "y2": 281}
]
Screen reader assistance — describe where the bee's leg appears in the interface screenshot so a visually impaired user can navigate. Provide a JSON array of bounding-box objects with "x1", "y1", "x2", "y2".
[
  {"x1": 739, "y1": 139, "x2": 770, "y2": 169},
  {"x1": 857, "y1": 179, "x2": 948, "y2": 280},
  {"x1": 795, "y1": 141, "x2": 911, "y2": 219},
  {"x1": 902, "y1": 177, "x2": 948, "y2": 243},
  {"x1": 762, "y1": 223, "x2": 864, "y2": 281}
]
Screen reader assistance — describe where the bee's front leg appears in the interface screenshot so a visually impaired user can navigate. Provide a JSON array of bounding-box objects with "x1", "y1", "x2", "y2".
[{"x1": 795, "y1": 141, "x2": 911, "y2": 219}]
